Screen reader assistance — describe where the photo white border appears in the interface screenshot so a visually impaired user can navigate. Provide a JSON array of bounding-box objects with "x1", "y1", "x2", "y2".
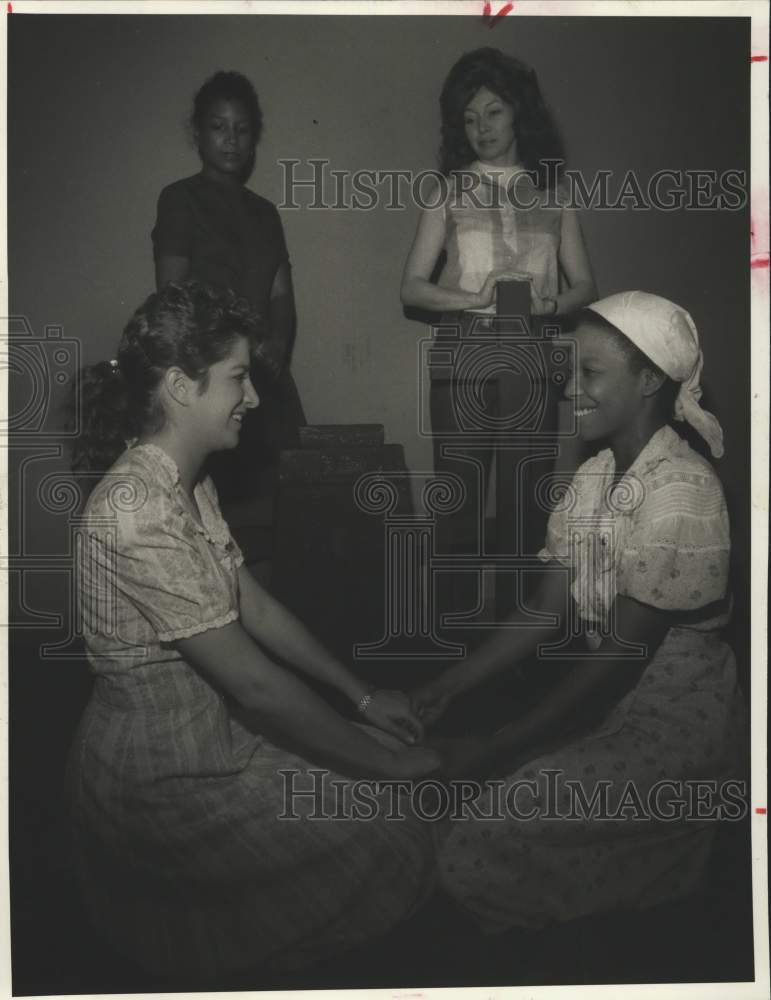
[{"x1": 0, "y1": 2, "x2": 767, "y2": 998}]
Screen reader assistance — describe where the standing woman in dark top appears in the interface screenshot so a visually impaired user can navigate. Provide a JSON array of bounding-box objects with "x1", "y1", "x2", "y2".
[{"x1": 152, "y1": 70, "x2": 305, "y2": 502}]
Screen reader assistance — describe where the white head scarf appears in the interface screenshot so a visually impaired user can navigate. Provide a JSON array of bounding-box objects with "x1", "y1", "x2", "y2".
[{"x1": 586, "y1": 290, "x2": 724, "y2": 459}]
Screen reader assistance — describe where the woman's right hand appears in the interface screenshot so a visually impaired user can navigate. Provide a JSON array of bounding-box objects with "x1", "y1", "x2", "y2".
[
  {"x1": 474, "y1": 269, "x2": 533, "y2": 310},
  {"x1": 362, "y1": 688, "x2": 424, "y2": 745},
  {"x1": 410, "y1": 677, "x2": 457, "y2": 729}
]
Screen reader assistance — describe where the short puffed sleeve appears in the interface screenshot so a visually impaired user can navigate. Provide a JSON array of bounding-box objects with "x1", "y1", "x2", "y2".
[
  {"x1": 537, "y1": 453, "x2": 610, "y2": 567},
  {"x1": 616, "y1": 469, "x2": 730, "y2": 611},
  {"x1": 88, "y1": 481, "x2": 241, "y2": 643},
  {"x1": 538, "y1": 502, "x2": 570, "y2": 565},
  {"x1": 152, "y1": 183, "x2": 194, "y2": 260}
]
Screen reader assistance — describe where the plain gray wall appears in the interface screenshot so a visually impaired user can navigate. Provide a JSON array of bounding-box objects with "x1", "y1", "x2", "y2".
[{"x1": 8, "y1": 13, "x2": 751, "y2": 629}]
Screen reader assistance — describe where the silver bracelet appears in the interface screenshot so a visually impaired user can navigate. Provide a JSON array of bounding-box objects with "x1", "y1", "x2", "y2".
[{"x1": 356, "y1": 692, "x2": 374, "y2": 715}]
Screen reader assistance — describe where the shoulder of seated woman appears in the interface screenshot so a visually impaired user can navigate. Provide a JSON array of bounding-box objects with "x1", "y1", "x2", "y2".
[
  {"x1": 85, "y1": 448, "x2": 175, "y2": 522},
  {"x1": 646, "y1": 450, "x2": 723, "y2": 493}
]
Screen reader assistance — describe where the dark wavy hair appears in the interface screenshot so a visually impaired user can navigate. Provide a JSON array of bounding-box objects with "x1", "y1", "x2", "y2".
[
  {"x1": 69, "y1": 281, "x2": 266, "y2": 477},
  {"x1": 439, "y1": 48, "x2": 564, "y2": 188},
  {"x1": 573, "y1": 308, "x2": 680, "y2": 419}
]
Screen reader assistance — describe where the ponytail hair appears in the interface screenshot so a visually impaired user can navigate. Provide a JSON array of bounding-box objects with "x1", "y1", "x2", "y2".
[
  {"x1": 68, "y1": 360, "x2": 136, "y2": 476},
  {"x1": 68, "y1": 281, "x2": 266, "y2": 477}
]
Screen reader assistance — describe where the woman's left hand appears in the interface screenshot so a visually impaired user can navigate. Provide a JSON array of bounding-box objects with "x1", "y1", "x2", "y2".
[
  {"x1": 505, "y1": 271, "x2": 555, "y2": 317},
  {"x1": 361, "y1": 689, "x2": 424, "y2": 744},
  {"x1": 530, "y1": 290, "x2": 558, "y2": 317}
]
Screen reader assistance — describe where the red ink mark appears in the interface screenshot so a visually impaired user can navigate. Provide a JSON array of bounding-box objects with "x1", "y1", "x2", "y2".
[
  {"x1": 7, "y1": 2, "x2": 12, "y2": 11},
  {"x1": 482, "y1": 0, "x2": 513, "y2": 26},
  {"x1": 756, "y1": 807, "x2": 767, "y2": 814},
  {"x1": 490, "y1": 2, "x2": 513, "y2": 25},
  {"x1": 750, "y1": 55, "x2": 768, "y2": 63},
  {"x1": 751, "y1": 257, "x2": 769, "y2": 269}
]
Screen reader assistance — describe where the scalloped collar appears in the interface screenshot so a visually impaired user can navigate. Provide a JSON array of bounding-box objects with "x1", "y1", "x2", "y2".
[
  {"x1": 127, "y1": 443, "x2": 231, "y2": 549},
  {"x1": 590, "y1": 425, "x2": 687, "y2": 484}
]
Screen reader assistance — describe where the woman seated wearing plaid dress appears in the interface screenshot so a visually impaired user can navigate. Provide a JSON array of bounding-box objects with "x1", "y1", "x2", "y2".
[{"x1": 67, "y1": 281, "x2": 438, "y2": 983}]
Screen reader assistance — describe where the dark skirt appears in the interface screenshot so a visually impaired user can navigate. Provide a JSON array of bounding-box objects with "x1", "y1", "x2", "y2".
[{"x1": 429, "y1": 311, "x2": 565, "y2": 555}]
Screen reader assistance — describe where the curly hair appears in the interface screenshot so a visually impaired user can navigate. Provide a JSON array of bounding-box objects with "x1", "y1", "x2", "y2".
[
  {"x1": 68, "y1": 281, "x2": 266, "y2": 477},
  {"x1": 191, "y1": 70, "x2": 263, "y2": 143},
  {"x1": 439, "y1": 47, "x2": 564, "y2": 187}
]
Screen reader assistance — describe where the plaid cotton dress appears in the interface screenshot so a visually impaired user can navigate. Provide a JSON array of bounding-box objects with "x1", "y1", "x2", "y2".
[{"x1": 68, "y1": 443, "x2": 434, "y2": 979}]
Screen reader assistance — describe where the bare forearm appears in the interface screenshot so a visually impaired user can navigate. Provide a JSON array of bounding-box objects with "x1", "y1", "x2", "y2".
[
  {"x1": 241, "y1": 587, "x2": 367, "y2": 707},
  {"x1": 555, "y1": 279, "x2": 597, "y2": 316},
  {"x1": 244, "y1": 671, "x2": 391, "y2": 777},
  {"x1": 441, "y1": 613, "x2": 560, "y2": 699},
  {"x1": 401, "y1": 277, "x2": 482, "y2": 313},
  {"x1": 490, "y1": 657, "x2": 646, "y2": 762},
  {"x1": 178, "y1": 628, "x2": 388, "y2": 777},
  {"x1": 437, "y1": 572, "x2": 570, "y2": 698},
  {"x1": 489, "y1": 597, "x2": 670, "y2": 764}
]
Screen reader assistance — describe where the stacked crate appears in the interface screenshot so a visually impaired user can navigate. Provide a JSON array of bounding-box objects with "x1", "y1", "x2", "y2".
[{"x1": 271, "y1": 425, "x2": 412, "y2": 670}]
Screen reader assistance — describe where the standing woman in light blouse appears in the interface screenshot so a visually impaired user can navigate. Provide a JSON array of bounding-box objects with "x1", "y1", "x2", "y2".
[{"x1": 401, "y1": 48, "x2": 596, "y2": 557}]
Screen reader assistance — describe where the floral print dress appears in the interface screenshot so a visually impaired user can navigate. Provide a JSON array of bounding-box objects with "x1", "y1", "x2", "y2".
[{"x1": 438, "y1": 426, "x2": 745, "y2": 930}]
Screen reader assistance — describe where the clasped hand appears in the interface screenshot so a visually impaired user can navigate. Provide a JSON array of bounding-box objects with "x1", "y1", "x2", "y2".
[
  {"x1": 361, "y1": 687, "x2": 502, "y2": 781},
  {"x1": 410, "y1": 676, "x2": 456, "y2": 728},
  {"x1": 359, "y1": 689, "x2": 448, "y2": 779},
  {"x1": 361, "y1": 688, "x2": 424, "y2": 744}
]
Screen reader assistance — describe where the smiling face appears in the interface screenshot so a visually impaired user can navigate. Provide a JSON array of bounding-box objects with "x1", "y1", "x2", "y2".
[
  {"x1": 190, "y1": 335, "x2": 259, "y2": 453},
  {"x1": 195, "y1": 98, "x2": 255, "y2": 183},
  {"x1": 463, "y1": 86, "x2": 518, "y2": 167},
  {"x1": 565, "y1": 321, "x2": 651, "y2": 449}
]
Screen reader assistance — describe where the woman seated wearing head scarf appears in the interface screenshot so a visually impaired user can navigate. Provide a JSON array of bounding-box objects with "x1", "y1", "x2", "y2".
[{"x1": 412, "y1": 291, "x2": 746, "y2": 929}]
